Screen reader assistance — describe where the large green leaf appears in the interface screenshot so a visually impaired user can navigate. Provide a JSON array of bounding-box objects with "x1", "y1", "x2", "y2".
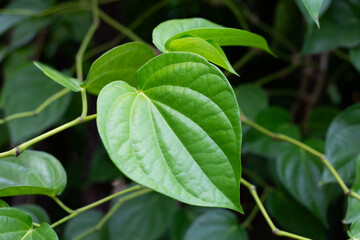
[
  {"x1": 276, "y1": 138, "x2": 339, "y2": 226},
  {"x1": 349, "y1": 216, "x2": 360, "y2": 240},
  {"x1": 15, "y1": 204, "x2": 50, "y2": 224},
  {"x1": 97, "y1": 52, "x2": 243, "y2": 212},
  {"x1": 183, "y1": 209, "x2": 248, "y2": 240},
  {"x1": 0, "y1": 207, "x2": 58, "y2": 240},
  {"x1": 322, "y1": 103, "x2": 360, "y2": 184},
  {"x1": 108, "y1": 192, "x2": 177, "y2": 240},
  {"x1": 167, "y1": 37, "x2": 237, "y2": 75},
  {"x1": 82, "y1": 42, "x2": 155, "y2": 95},
  {"x1": 0, "y1": 150, "x2": 66, "y2": 197},
  {"x1": 344, "y1": 155, "x2": 360, "y2": 224},
  {"x1": 350, "y1": 46, "x2": 360, "y2": 74},
  {"x1": 34, "y1": 61, "x2": 82, "y2": 92},
  {"x1": 266, "y1": 190, "x2": 327, "y2": 240},
  {"x1": 63, "y1": 210, "x2": 108, "y2": 240},
  {"x1": 2, "y1": 64, "x2": 71, "y2": 143}
]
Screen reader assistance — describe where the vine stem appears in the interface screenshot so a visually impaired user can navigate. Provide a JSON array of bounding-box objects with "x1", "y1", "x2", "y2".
[
  {"x1": 0, "y1": 88, "x2": 70, "y2": 125},
  {"x1": 241, "y1": 115, "x2": 360, "y2": 200},
  {"x1": 73, "y1": 188, "x2": 153, "y2": 240},
  {"x1": 51, "y1": 185, "x2": 148, "y2": 228},
  {"x1": 51, "y1": 196, "x2": 74, "y2": 214},
  {"x1": 255, "y1": 64, "x2": 299, "y2": 86},
  {"x1": 0, "y1": 114, "x2": 97, "y2": 158},
  {"x1": 241, "y1": 178, "x2": 311, "y2": 240},
  {"x1": 76, "y1": 0, "x2": 100, "y2": 81}
]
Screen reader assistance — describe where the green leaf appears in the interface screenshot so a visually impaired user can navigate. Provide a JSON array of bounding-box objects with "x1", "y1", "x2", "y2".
[
  {"x1": 0, "y1": 150, "x2": 67, "y2": 197},
  {"x1": 2, "y1": 64, "x2": 71, "y2": 143},
  {"x1": 183, "y1": 209, "x2": 248, "y2": 240},
  {"x1": 298, "y1": 0, "x2": 323, "y2": 27},
  {"x1": 0, "y1": 207, "x2": 58, "y2": 240},
  {"x1": 63, "y1": 210, "x2": 108, "y2": 240},
  {"x1": 344, "y1": 155, "x2": 360, "y2": 224},
  {"x1": 108, "y1": 192, "x2": 177, "y2": 240},
  {"x1": 97, "y1": 52, "x2": 243, "y2": 212},
  {"x1": 322, "y1": 103, "x2": 360, "y2": 184},
  {"x1": 82, "y1": 42, "x2": 155, "y2": 95},
  {"x1": 15, "y1": 204, "x2": 50, "y2": 224},
  {"x1": 276, "y1": 138, "x2": 340, "y2": 226},
  {"x1": 350, "y1": 46, "x2": 360, "y2": 74},
  {"x1": 0, "y1": 199, "x2": 9, "y2": 208},
  {"x1": 349, "y1": 216, "x2": 360, "y2": 239},
  {"x1": 266, "y1": 190, "x2": 327, "y2": 240},
  {"x1": 34, "y1": 62, "x2": 82, "y2": 92},
  {"x1": 167, "y1": 37, "x2": 238, "y2": 76}
]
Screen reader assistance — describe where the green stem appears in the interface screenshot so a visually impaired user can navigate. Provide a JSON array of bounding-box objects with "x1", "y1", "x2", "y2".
[
  {"x1": 32, "y1": 222, "x2": 40, "y2": 228},
  {"x1": 223, "y1": 0, "x2": 249, "y2": 30},
  {"x1": 80, "y1": 89, "x2": 88, "y2": 118},
  {"x1": 76, "y1": 0, "x2": 100, "y2": 81},
  {"x1": 241, "y1": 187, "x2": 270, "y2": 228},
  {"x1": 74, "y1": 188, "x2": 153, "y2": 240},
  {"x1": 51, "y1": 196, "x2": 74, "y2": 214},
  {"x1": 98, "y1": 9, "x2": 145, "y2": 42},
  {"x1": 256, "y1": 64, "x2": 298, "y2": 86},
  {"x1": 241, "y1": 178, "x2": 311, "y2": 240},
  {"x1": 0, "y1": 114, "x2": 97, "y2": 158},
  {"x1": 0, "y1": 88, "x2": 70, "y2": 125},
  {"x1": 51, "y1": 185, "x2": 146, "y2": 228},
  {"x1": 241, "y1": 115, "x2": 360, "y2": 200}
]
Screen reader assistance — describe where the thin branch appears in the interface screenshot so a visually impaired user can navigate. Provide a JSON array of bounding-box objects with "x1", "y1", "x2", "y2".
[
  {"x1": 51, "y1": 196, "x2": 74, "y2": 214},
  {"x1": 241, "y1": 178, "x2": 311, "y2": 240},
  {"x1": 256, "y1": 64, "x2": 299, "y2": 86}
]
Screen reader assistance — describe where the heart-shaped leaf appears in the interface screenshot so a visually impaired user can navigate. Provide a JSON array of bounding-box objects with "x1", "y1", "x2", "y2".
[
  {"x1": 167, "y1": 37, "x2": 238, "y2": 75},
  {"x1": 97, "y1": 52, "x2": 243, "y2": 212},
  {"x1": 183, "y1": 209, "x2": 248, "y2": 240},
  {"x1": 322, "y1": 103, "x2": 360, "y2": 184},
  {"x1": 34, "y1": 61, "x2": 82, "y2": 92},
  {"x1": 82, "y1": 42, "x2": 155, "y2": 95},
  {"x1": 0, "y1": 207, "x2": 58, "y2": 240},
  {"x1": 0, "y1": 150, "x2": 67, "y2": 197}
]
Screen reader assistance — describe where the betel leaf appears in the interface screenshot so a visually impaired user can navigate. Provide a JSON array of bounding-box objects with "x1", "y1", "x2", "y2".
[
  {"x1": 344, "y1": 155, "x2": 360, "y2": 224},
  {"x1": 298, "y1": 0, "x2": 324, "y2": 27},
  {"x1": 0, "y1": 150, "x2": 66, "y2": 197},
  {"x1": 0, "y1": 199, "x2": 9, "y2": 208},
  {"x1": 2, "y1": 63, "x2": 71, "y2": 144},
  {"x1": 350, "y1": 46, "x2": 360, "y2": 74},
  {"x1": 82, "y1": 42, "x2": 155, "y2": 95},
  {"x1": 167, "y1": 37, "x2": 238, "y2": 76},
  {"x1": 349, "y1": 216, "x2": 360, "y2": 240},
  {"x1": 63, "y1": 210, "x2": 108, "y2": 240},
  {"x1": 183, "y1": 209, "x2": 248, "y2": 240},
  {"x1": 15, "y1": 204, "x2": 50, "y2": 224},
  {"x1": 34, "y1": 62, "x2": 82, "y2": 92},
  {"x1": 276, "y1": 138, "x2": 340, "y2": 226},
  {"x1": 97, "y1": 52, "x2": 243, "y2": 212},
  {"x1": 322, "y1": 103, "x2": 360, "y2": 184},
  {"x1": 0, "y1": 207, "x2": 58, "y2": 240},
  {"x1": 108, "y1": 192, "x2": 177, "y2": 240}
]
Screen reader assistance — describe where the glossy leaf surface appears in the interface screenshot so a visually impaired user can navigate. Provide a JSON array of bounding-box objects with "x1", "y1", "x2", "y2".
[
  {"x1": 108, "y1": 192, "x2": 177, "y2": 240},
  {"x1": 183, "y1": 209, "x2": 248, "y2": 240},
  {"x1": 82, "y1": 42, "x2": 155, "y2": 95},
  {"x1": 322, "y1": 103, "x2": 360, "y2": 184},
  {"x1": 34, "y1": 61, "x2": 82, "y2": 92},
  {"x1": 2, "y1": 64, "x2": 71, "y2": 143},
  {"x1": 0, "y1": 207, "x2": 58, "y2": 240},
  {"x1": 97, "y1": 52, "x2": 243, "y2": 212},
  {"x1": 15, "y1": 204, "x2": 50, "y2": 224},
  {"x1": 344, "y1": 155, "x2": 360, "y2": 224},
  {"x1": 63, "y1": 210, "x2": 108, "y2": 240},
  {"x1": 0, "y1": 150, "x2": 66, "y2": 197}
]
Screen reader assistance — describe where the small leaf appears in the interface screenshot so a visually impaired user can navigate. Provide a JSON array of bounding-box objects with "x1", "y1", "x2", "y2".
[
  {"x1": 299, "y1": 0, "x2": 323, "y2": 27},
  {"x1": 349, "y1": 216, "x2": 360, "y2": 239},
  {"x1": 350, "y1": 46, "x2": 360, "y2": 74},
  {"x1": 63, "y1": 210, "x2": 108, "y2": 240},
  {"x1": 0, "y1": 150, "x2": 67, "y2": 197},
  {"x1": 108, "y1": 192, "x2": 177, "y2": 240},
  {"x1": 168, "y1": 37, "x2": 238, "y2": 75},
  {"x1": 15, "y1": 204, "x2": 50, "y2": 224},
  {"x1": 0, "y1": 207, "x2": 58, "y2": 239},
  {"x1": 34, "y1": 61, "x2": 82, "y2": 92},
  {"x1": 183, "y1": 209, "x2": 248, "y2": 240},
  {"x1": 82, "y1": 42, "x2": 155, "y2": 95},
  {"x1": 344, "y1": 155, "x2": 360, "y2": 224},
  {"x1": 97, "y1": 52, "x2": 243, "y2": 212},
  {"x1": 322, "y1": 103, "x2": 360, "y2": 184},
  {"x1": 0, "y1": 199, "x2": 9, "y2": 208}
]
